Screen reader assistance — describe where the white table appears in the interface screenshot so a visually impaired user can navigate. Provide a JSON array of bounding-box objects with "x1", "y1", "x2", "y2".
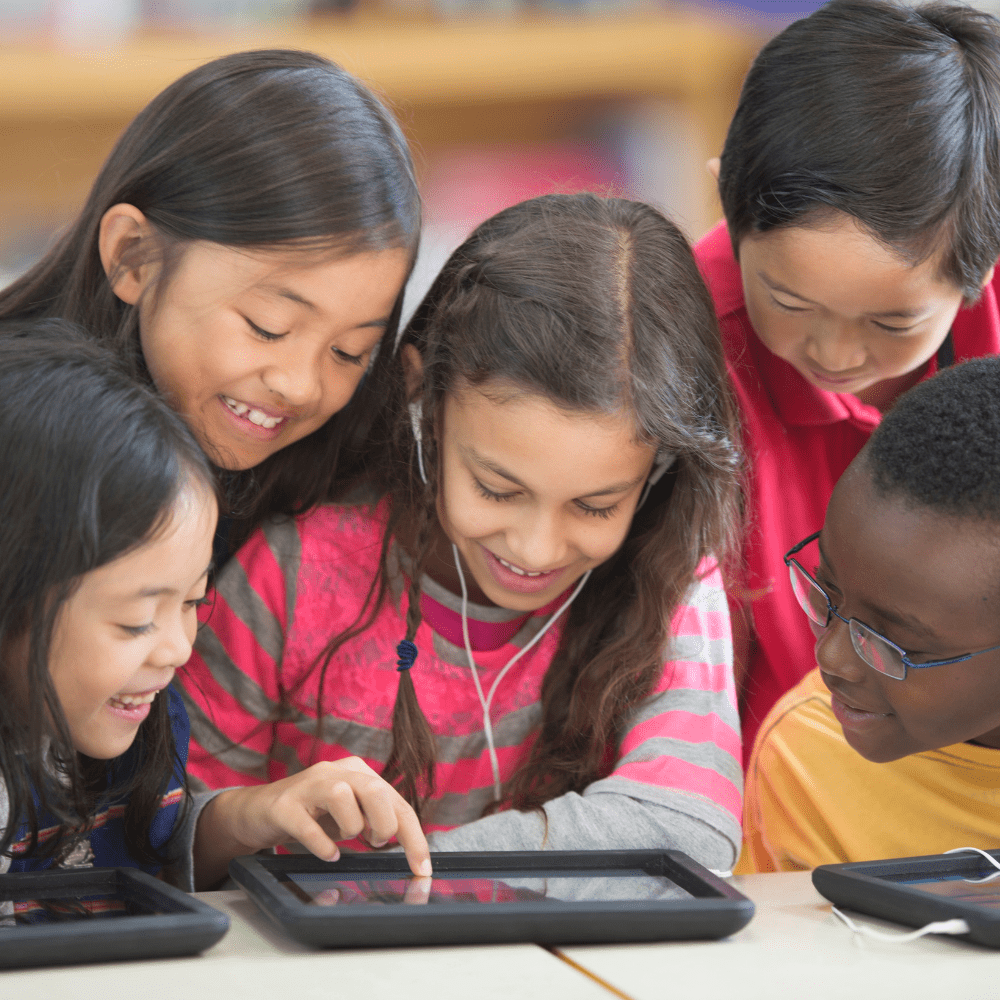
[
  {"x1": 0, "y1": 889, "x2": 611, "y2": 1000},
  {"x1": 560, "y1": 871, "x2": 1000, "y2": 1000},
  {"x1": 5, "y1": 873, "x2": 1000, "y2": 1000}
]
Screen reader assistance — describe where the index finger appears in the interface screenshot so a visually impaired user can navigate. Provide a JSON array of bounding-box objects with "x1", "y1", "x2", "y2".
[{"x1": 394, "y1": 799, "x2": 432, "y2": 878}]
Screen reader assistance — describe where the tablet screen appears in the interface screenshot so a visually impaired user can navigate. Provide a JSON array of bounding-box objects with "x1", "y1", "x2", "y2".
[
  {"x1": 0, "y1": 892, "x2": 167, "y2": 926},
  {"x1": 882, "y1": 871, "x2": 1000, "y2": 908},
  {"x1": 278, "y1": 869, "x2": 694, "y2": 907}
]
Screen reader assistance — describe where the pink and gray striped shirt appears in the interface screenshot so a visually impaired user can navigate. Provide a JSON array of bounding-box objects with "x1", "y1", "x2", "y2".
[{"x1": 179, "y1": 502, "x2": 743, "y2": 869}]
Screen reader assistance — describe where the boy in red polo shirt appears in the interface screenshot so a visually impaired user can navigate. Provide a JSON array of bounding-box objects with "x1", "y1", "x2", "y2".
[{"x1": 694, "y1": 0, "x2": 1000, "y2": 761}]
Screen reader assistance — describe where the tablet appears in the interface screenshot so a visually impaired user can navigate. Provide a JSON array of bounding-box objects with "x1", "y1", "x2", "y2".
[
  {"x1": 812, "y1": 850, "x2": 1000, "y2": 948},
  {"x1": 0, "y1": 867, "x2": 229, "y2": 968},
  {"x1": 229, "y1": 849, "x2": 754, "y2": 949}
]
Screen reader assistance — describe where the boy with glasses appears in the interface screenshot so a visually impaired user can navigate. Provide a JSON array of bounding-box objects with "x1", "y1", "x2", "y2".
[
  {"x1": 739, "y1": 358, "x2": 1000, "y2": 872},
  {"x1": 695, "y1": 0, "x2": 1000, "y2": 761}
]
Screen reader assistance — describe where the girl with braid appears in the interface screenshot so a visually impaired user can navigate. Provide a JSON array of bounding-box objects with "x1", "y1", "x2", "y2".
[{"x1": 179, "y1": 194, "x2": 744, "y2": 869}]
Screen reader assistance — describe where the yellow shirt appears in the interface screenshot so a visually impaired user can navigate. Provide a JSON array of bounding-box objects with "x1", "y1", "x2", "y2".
[{"x1": 736, "y1": 667, "x2": 1000, "y2": 873}]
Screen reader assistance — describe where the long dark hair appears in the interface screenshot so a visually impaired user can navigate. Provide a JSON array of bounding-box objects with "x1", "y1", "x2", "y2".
[
  {"x1": 0, "y1": 49, "x2": 420, "y2": 547},
  {"x1": 306, "y1": 193, "x2": 740, "y2": 814},
  {"x1": 720, "y1": 0, "x2": 1000, "y2": 301},
  {"x1": 0, "y1": 321, "x2": 215, "y2": 865}
]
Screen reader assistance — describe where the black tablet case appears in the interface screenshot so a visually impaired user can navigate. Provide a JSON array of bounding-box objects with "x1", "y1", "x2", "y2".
[
  {"x1": 813, "y1": 850, "x2": 1000, "y2": 948},
  {"x1": 0, "y1": 867, "x2": 229, "y2": 968},
  {"x1": 230, "y1": 848, "x2": 754, "y2": 949}
]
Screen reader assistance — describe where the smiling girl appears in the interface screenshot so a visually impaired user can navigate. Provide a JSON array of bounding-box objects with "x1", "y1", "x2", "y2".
[
  {"x1": 695, "y1": 0, "x2": 1000, "y2": 757},
  {"x1": 740, "y1": 357, "x2": 1000, "y2": 871},
  {"x1": 0, "y1": 50, "x2": 418, "y2": 559},
  {"x1": 0, "y1": 325, "x2": 429, "y2": 887},
  {"x1": 179, "y1": 194, "x2": 745, "y2": 868}
]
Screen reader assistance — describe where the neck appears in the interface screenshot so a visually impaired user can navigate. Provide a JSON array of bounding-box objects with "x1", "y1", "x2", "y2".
[{"x1": 968, "y1": 725, "x2": 1000, "y2": 751}]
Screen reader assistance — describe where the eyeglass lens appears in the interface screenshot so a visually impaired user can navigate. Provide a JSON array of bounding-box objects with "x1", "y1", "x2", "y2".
[
  {"x1": 849, "y1": 621, "x2": 907, "y2": 680},
  {"x1": 787, "y1": 562, "x2": 829, "y2": 627},
  {"x1": 787, "y1": 561, "x2": 907, "y2": 679}
]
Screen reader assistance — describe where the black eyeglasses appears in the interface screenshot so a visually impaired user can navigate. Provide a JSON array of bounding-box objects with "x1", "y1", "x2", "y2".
[{"x1": 784, "y1": 531, "x2": 1000, "y2": 680}]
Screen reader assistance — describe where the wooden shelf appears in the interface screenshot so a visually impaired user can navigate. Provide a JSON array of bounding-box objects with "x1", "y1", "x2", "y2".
[
  {"x1": 0, "y1": 13, "x2": 761, "y2": 253},
  {"x1": 0, "y1": 12, "x2": 759, "y2": 117}
]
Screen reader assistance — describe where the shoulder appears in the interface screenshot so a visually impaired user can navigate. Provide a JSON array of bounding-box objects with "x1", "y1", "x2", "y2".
[
  {"x1": 290, "y1": 499, "x2": 390, "y2": 567},
  {"x1": 751, "y1": 669, "x2": 834, "y2": 757},
  {"x1": 166, "y1": 684, "x2": 190, "y2": 750},
  {"x1": 693, "y1": 220, "x2": 747, "y2": 320},
  {"x1": 224, "y1": 500, "x2": 389, "y2": 591},
  {"x1": 746, "y1": 669, "x2": 847, "y2": 801},
  {"x1": 668, "y1": 560, "x2": 728, "y2": 640}
]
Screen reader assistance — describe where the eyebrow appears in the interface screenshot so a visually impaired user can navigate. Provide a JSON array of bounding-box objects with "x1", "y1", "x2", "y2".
[
  {"x1": 129, "y1": 565, "x2": 212, "y2": 601},
  {"x1": 758, "y1": 273, "x2": 927, "y2": 320},
  {"x1": 465, "y1": 447, "x2": 646, "y2": 498},
  {"x1": 817, "y1": 544, "x2": 940, "y2": 641},
  {"x1": 260, "y1": 285, "x2": 391, "y2": 330}
]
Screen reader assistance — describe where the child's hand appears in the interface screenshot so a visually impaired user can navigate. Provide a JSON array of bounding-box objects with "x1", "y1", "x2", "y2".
[{"x1": 193, "y1": 757, "x2": 432, "y2": 890}]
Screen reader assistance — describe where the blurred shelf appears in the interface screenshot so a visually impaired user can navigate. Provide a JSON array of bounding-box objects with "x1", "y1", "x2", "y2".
[
  {"x1": 0, "y1": 12, "x2": 761, "y2": 117},
  {"x1": 0, "y1": 12, "x2": 762, "y2": 256}
]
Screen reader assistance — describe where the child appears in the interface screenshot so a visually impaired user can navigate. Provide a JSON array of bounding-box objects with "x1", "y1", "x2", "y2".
[
  {"x1": 179, "y1": 193, "x2": 744, "y2": 871},
  {"x1": 0, "y1": 324, "x2": 430, "y2": 889},
  {"x1": 740, "y1": 357, "x2": 1000, "y2": 872},
  {"x1": 694, "y1": 0, "x2": 1000, "y2": 758},
  {"x1": 0, "y1": 50, "x2": 419, "y2": 557}
]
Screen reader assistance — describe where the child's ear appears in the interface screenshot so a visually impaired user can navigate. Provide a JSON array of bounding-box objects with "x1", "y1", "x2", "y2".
[
  {"x1": 98, "y1": 203, "x2": 152, "y2": 306},
  {"x1": 983, "y1": 264, "x2": 996, "y2": 290},
  {"x1": 400, "y1": 343, "x2": 424, "y2": 401},
  {"x1": 706, "y1": 158, "x2": 721, "y2": 183}
]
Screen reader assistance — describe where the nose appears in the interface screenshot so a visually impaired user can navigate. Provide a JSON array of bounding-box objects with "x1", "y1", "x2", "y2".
[
  {"x1": 815, "y1": 614, "x2": 868, "y2": 683},
  {"x1": 506, "y1": 507, "x2": 569, "y2": 571},
  {"x1": 148, "y1": 612, "x2": 196, "y2": 673},
  {"x1": 260, "y1": 342, "x2": 327, "y2": 409},
  {"x1": 805, "y1": 323, "x2": 867, "y2": 373}
]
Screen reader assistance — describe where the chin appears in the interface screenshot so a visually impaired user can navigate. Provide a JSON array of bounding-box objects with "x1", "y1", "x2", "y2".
[
  {"x1": 842, "y1": 733, "x2": 906, "y2": 764},
  {"x1": 77, "y1": 742, "x2": 134, "y2": 760},
  {"x1": 476, "y1": 581, "x2": 552, "y2": 613}
]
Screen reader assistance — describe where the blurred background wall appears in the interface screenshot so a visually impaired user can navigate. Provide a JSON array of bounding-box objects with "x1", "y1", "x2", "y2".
[{"x1": 0, "y1": 0, "x2": 814, "y2": 305}]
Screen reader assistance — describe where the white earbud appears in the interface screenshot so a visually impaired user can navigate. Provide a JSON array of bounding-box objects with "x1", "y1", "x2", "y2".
[
  {"x1": 638, "y1": 449, "x2": 677, "y2": 510},
  {"x1": 408, "y1": 400, "x2": 428, "y2": 485}
]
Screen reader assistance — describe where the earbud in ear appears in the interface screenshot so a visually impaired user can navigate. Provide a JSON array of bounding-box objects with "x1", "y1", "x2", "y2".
[
  {"x1": 638, "y1": 449, "x2": 677, "y2": 510},
  {"x1": 408, "y1": 400, "x2": 428, "y2": 485}
]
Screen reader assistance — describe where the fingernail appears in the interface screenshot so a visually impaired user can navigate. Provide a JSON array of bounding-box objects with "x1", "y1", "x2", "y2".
[{"x1": 417, "y1": 859, "x2": 433, "y2": 877}]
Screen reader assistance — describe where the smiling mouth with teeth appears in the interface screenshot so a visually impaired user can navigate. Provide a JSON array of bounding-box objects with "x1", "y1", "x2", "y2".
[
  {"x1": 222, "y1": 395, "x2": 286, "y2": 430},
  {"x1": 107, "y1": 690, "x2": 159, "y2": 709},
  {"x1": 495, "y1": 554, "x2": 551, "y2": 578}
]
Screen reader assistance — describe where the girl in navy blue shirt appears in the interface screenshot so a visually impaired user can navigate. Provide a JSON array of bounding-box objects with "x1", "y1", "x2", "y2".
[{"x1": 0, "y1": 323, "x2": 429, "y2": 888}]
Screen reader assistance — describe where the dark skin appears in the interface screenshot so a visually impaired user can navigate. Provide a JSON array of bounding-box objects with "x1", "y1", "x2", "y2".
[{"x1": 815, "y1": 460, "x2": 1000, "y2": 762}]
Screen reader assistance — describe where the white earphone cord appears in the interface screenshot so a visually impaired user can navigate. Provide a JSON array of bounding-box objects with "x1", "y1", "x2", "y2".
[
  {"x1": 451, "y1": 543, "x2": 590, "y2": 802},
  {"x1": 830, "y1": 847, "x2": 1000, "y2": 943}
]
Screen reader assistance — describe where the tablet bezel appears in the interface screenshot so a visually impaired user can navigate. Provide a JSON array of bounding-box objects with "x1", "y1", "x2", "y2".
[
  {"x1": 0, "y1": 866, "x2": 230, "y2": 968},
  {"x1": 229, "y1": 848, "x2": 754, "y2": 949},
  {"x1": 813, "y1": 850, "x2": 1000, "y2": 948}
]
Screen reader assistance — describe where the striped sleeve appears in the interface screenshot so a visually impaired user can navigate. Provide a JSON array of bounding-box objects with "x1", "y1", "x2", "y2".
[
  {"x1": 178, "y1": 518, "x2": 302, "y2": 792},
  {"x1": 585, "y1": 563, "x2": 742, "y2": 860},
  {"x1": 425, "y1": 564, "x2": 743, "y2": 869}
]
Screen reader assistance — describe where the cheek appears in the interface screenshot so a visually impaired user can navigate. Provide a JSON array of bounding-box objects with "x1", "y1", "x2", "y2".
[
  {"x1": 744, "y1": 294, "x2": 801, "y2": 357},
  {"x1": 49, "y1": 617, "x2": 124, "y2": 718},
  {"x1": 315, "y1": 365, "x2": 368, "y2": 419},
  {"x1": 440, "y1": 484, "x2": 509, "y2": 545},
  {"x1": 141, "y1": 308, "x2": 239, "y2": 405},
  {"x1": 575, "y1": 517, "x2": 634, "y2": 568},
  {"x1": 869, "y1": 332, "x2": 941, "y2": 372}
]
